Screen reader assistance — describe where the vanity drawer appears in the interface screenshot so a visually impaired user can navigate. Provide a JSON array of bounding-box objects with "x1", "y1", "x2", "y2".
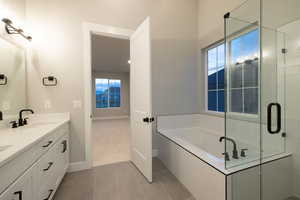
[
  {"x1": 37, "y1": 132, "x2": 56, "y2": 155},
  {"x1": 0, "y1": 167, "x2": 33, "y2": 200},
  {"x1": 0, "y1": 144, "x2": 40, "y2": 195},
  {"x1": 36, "y1": 145, "x2": 58, "y2": 189}
]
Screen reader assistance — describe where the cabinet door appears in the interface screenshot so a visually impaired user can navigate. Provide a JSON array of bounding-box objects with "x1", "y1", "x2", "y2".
[{"x1": 0, "y1": 168, "x2": 33, "y2": 200}]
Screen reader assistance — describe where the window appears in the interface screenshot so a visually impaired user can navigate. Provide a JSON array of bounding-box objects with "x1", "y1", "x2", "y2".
[
  {"x1": 207, "y1": 43, "x2": 225, "y2": 112},
  {"x1": 206, "y1": 29, "x2": 259, "y2": 114},
  {"x1": 229, "y1": 29, "x2": 259, "y2": 114},
  {"x1": 95, "y1": 78, "x2": 121, "y2": 108}
]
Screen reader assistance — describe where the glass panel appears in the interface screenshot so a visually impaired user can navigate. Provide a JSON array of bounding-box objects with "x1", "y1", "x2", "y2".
[
  {"x1": 225, "y1": 1, "x2": 261, "y2": 199},
  {"x1": 218, "y1": 90, "x2": 224, "y2": 112},
  {"x1": 231, "y1": 29, "x2": 259, "y2": 64},
  {"x1": 226, "y1": 0, "x2": 300, "y2": 199},
  {"x1": 230, "y1": 89, "x2": 243, "y2": 113},
  {"x1": 244, "y1": 59, "x2": 258, "y2": 87},
  {"x1": 230, "y1": 64, "x2": 243, "y2": 88},
  {"x1": 244, "y1": 88, "x2": 258, "y2": 114},
  {"x1": 208, "y1": 91, "x2": 217, "y2": 111},
  {"x1": 260, "y1": 0, "x2": 299, "y2": 199},
  {"x1": 109, "y1": 79, "x2": 121, "y2": 107},
  {"x1": 95, "y1": 78, "x2": 109, "y2": 108},
  {"x1": 208, "y1": 48, "x2": 217, "y2": 70},
  {"x1": 208, "y1": 68, "x2": 217, "y2": 90},
  {"x1": 217, "y1": 44, "x2": 225, "y2": 67},
  {"x1": 218, "y1": 67, "x2": 225, "y2": 89}
]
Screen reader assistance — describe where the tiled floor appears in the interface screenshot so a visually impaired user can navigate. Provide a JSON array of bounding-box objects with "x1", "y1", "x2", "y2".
[
  {"x1": 53, "y1": 159, "x2": 195, "y2": 200},
  {"x1": 92, "y1": 119, "x2": 131, "y2": 167}
]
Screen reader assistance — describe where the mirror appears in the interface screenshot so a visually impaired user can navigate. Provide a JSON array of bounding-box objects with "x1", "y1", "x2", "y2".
[{"x1": 0, "y1": 37, "x2": 26, "y2": 119}]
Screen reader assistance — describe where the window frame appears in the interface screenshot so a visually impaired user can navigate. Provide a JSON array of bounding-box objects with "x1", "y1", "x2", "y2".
[
  {"x1": 95, "y1": 78, "x2": 122, "y2": 109},
  {"x1": 204, "y1": 40, "x2": 225, "y2": 115},
  {"x1": 204, "y1": 25, "x2": 260, "y2": 120}
]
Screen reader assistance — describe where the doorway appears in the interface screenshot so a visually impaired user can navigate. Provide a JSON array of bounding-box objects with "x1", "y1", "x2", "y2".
[
  {"x1": 83, "y1": 19, "x2": 153, "y2": 182},
  {"x1": 91, "y1": 34, "x2": 131, "y2": 167}
]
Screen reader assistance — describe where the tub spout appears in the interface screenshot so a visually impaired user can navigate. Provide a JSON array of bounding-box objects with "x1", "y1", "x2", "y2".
[{"x1": 219, "y1": 136, "x2": 239, "y2": 159}]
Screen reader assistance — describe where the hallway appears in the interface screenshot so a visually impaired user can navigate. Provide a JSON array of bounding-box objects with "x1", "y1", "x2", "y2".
[{"x1": 92, "y1": 119, "x2": 131, "y2": 166}]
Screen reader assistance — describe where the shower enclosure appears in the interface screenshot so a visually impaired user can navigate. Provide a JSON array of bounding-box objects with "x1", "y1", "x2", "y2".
[{"x1": 225, "y1": 0, "x2": 300, "y2": 199}]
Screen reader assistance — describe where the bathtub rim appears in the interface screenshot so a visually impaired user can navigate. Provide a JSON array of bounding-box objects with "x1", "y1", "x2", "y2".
[{"x1": 157, "y1": 129, "x2": 292, "y2": 176}]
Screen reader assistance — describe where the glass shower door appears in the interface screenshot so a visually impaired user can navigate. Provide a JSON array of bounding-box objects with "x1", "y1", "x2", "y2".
[
  {"x1": 260, "y1": 0, "x2": 300, "y2": 200},
  {"x1": 226, "y1": 0, "x2": 300, "y2": 200}
]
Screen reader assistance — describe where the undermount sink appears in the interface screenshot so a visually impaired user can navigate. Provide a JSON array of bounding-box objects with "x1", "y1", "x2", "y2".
[{"x1": 0, "y1": 145, "x2": 11, "y2": 152}]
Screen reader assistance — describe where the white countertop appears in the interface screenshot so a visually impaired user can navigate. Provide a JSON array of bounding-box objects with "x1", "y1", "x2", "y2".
[{"x1": 0, "y1": 113, "x2": 70, "y2": 168}]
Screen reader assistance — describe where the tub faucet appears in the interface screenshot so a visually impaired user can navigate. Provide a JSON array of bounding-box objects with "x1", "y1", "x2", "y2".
[{"x1": 219, "y1": 136, "x2": 239, "y2": 159}]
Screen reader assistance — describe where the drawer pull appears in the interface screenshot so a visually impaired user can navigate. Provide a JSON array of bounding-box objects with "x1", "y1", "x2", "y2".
[
  {"x1": 14, "y1": 191, "x2": 23, "y2": 200},
  {"x1": 42, "y1": 141, "x2": 53, "y2": 148},
  {"x1": 61, "y1": 140, "x2": 67, "y2": 153},
  {"x1": 43, "y1": 189, "x2": 54, "y2": 200},
  {"x1": 43, "y1": 162, "x2": 54, "y2": 171}
]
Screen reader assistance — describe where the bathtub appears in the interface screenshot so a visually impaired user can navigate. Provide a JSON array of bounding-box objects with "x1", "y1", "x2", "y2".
[{"x1": 157, "y1": 114, "x2": 292, "y2": 200}]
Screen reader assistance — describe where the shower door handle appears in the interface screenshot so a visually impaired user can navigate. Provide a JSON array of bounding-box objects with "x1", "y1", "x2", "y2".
[{"x1": 267, "y1": 103, "x2": 281, "y2": 134}]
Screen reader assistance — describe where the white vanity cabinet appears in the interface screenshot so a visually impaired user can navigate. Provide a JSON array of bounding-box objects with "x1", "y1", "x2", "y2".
[
  {"x1": 0, "y1": 122, "x2": 69, "y2": 200},
  {"x1": 35, "y1": 133, "x2": 69, "y2": 200},
  {"x1": 0, "y1": 168, "x2": 33, "y2": 200}
]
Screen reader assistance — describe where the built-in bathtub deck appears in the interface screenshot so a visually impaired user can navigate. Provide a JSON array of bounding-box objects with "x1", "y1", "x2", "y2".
[
  {"x1": 157, "y1": 114, "x2": 293, "y2": 200},
  {"x1": 158, "y1": 127, "x2": 291, "y2": 175}
]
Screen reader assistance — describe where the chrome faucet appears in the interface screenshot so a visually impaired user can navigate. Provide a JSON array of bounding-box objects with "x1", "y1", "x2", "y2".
[{"x1": 219, "y1": 136, "x2": 239, "y2": 159}]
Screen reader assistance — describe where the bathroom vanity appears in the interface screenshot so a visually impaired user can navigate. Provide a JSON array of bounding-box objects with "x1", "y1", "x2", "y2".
[{"x1": 0, "y1": 114, "x2": 70, "y2": 200}]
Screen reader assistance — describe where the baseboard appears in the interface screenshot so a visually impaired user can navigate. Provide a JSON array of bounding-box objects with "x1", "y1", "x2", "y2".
[
  {"x1": 92, "y1": 115, "x2": 129, "y2": 120},
  {"x1": 68, "y1": 161, "x2": 90, "y2": 172},
  {"x1": 152, "y1": 149, "x2": 159, "y2": 157}
]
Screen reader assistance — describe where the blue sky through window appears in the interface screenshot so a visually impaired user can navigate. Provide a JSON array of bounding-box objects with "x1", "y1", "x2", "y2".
[
  {"x1": 231, "y1": 29, "x2": 259, "y2": 64},
  {"x1": 95, "y1": 79, "x2": 121, "y2": 108},
  {"x1": 207, "y1": 29, "x2": 259, "y2": 113}
]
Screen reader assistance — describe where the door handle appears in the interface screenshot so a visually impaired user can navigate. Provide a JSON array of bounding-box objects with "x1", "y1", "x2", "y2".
[
  {"x1": 43, "y1": 189, "x2": 54, "y2": 200},
  {"x1": 43, "y1": 162, "x2": 54, "y2": 171},
  {"x1": 143, "y1": 117, "x2": 154, "y2": 123},
  {"x1": 14, "y1": 191, "x2": 23, "y2": 200},
  {"x1": 61, "y1": 140, "x2": 67, "y2": 153},
  {"x1": 267, "y1": 103, "x2": 281, "y2": 134},
  {"x1": 42, "y1": 141, "x2": 53, "y2": 148}
]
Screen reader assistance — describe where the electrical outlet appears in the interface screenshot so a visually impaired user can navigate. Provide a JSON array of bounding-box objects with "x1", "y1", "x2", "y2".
[
  {"x1": 44, "y1": 100, "x2": 52, "y2": 109},
  {"x1": 2, "y1": 101, "x2": 10, "y2": 111}
]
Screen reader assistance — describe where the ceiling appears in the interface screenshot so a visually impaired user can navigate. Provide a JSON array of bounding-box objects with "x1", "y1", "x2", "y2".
[{"x1": 91, "y1": 34, "x2": 130, "y2": 73}]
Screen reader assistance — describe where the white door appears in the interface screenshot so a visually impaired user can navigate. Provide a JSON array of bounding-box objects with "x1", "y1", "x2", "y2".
[{"x1": 130, "y1": 17, "x2": 153, "y2": 182}]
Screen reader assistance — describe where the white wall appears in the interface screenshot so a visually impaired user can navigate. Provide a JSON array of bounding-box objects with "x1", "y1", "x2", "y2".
[
  {"x1": 25, "y1": 0, "x2": 199, "y2": 163},
  {"x1": 92, "y1": 71, "x2": 130, "y2": 118}
]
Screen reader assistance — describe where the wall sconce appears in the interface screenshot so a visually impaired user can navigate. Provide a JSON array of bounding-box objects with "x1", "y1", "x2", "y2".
[
  {"x1": 42, "y1": 76, "x2": 58, "y2": 86},
  {"x1": 0, "y1": 74, "x2": 8, "y2": 85},
  {"x1": 1, "y1": 18, "x2": 32, "y2": 41}
]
